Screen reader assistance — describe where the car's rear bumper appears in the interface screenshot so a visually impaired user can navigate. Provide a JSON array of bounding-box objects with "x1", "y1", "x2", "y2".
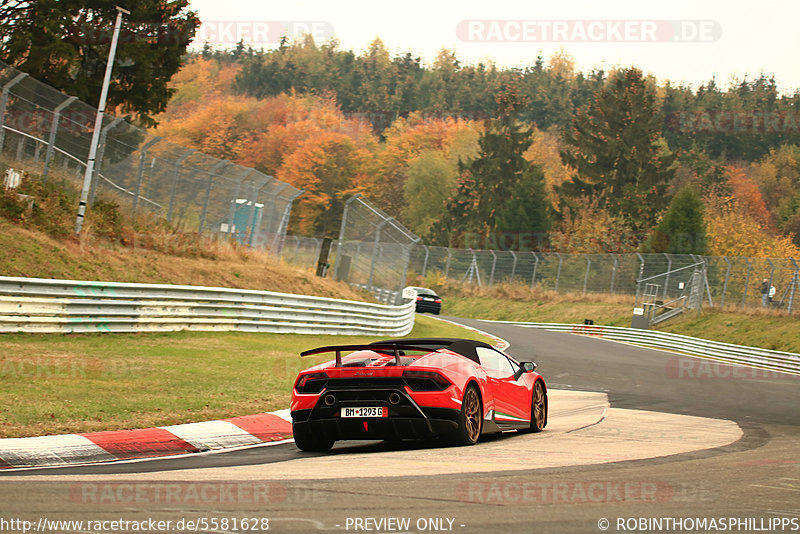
[
  {"x1": 415, "y1": 302, "x2": 441, "y2": 314},
  {"x1": 291, "y1": 388, "x2": 460, "y2": 441}
]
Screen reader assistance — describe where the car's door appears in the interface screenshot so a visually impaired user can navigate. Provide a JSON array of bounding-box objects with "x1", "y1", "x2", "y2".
[{"x1": 476, "y1": 347, "x2": 530, "y2": 426}]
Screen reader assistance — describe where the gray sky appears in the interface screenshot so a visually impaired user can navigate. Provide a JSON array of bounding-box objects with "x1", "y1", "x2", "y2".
[{"x1": 187, "y1": 0, "x2": 799, "y2": 93}]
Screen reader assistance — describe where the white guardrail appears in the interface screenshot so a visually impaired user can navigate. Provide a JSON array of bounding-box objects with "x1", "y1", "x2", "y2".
[
  {"x1": 0, "y1": 276, "x2": 416, "y2": 336},
  {"x1": 488, "y1": 321, "x2": 800, "y2": 376}
]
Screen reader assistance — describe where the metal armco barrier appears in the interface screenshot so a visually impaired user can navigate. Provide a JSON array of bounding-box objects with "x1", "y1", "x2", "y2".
[
  {"x1": 0, "y1": 276, "x2": 415, "y2": 336},
  {"x1": 486, "y1": 321, "x2": 800, "y2": 376}
]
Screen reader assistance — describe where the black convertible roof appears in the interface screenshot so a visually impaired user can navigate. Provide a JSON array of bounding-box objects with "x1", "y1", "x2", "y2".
[
  {"x1": 299, "y1": 337, "x2": 493, "y2": 366},
  {"x1": 369, "y1": 338, "x2": 492, "y2": 364}
]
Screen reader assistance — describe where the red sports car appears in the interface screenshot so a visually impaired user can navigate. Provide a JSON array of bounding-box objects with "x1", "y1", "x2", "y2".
[{"x1": 290, "y1": 338, "x2": 547, "y2": 451}]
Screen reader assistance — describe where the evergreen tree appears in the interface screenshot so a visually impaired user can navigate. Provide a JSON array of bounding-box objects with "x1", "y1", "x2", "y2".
[
  {"x1": 443, "y1": 86, "x2": 551, "y2": 249},
  {"x1": 559, "y1": 67, "x2": 675, "y2": 229},
  {"x1": 643, "y1": 186, "x2": 707, "y2": 254},
  {"x1": 0, "y1": 0, "x2": 200, "y2": 127}
]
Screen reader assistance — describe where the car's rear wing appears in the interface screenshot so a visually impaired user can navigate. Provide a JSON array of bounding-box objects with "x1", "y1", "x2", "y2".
[{"x1": 300, "y1": 343, "x2": 442, "y2": 367}]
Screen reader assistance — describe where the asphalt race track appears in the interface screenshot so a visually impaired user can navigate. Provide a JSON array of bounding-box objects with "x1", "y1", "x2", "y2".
[{"x1": 3, "y1": 317, "x2": 800, "y2": 534}]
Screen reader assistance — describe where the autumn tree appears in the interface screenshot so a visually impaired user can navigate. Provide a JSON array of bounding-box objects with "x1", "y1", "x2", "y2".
[
  {"x1": 403, "y1": 151, "x2": 458, "y2": 242},
  {"x1": 278, "y1": 132, "x2": 376, "y2": 236},
  {"x1": 0, "y1": 0, "x2": 200, "y2": 126},
  {"x1": 559, "y1": 67, "x2": 675, "y2": 229}
]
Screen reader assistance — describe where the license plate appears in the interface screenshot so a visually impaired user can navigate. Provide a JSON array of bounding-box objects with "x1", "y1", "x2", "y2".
[{"x1": 341, "y1": 406, "x2": 387, "y2": 418}]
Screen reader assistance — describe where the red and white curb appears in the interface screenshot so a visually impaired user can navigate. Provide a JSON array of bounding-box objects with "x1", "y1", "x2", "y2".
[{"x1": 0, "y1": 410, "x2": 293, "y2": 470}]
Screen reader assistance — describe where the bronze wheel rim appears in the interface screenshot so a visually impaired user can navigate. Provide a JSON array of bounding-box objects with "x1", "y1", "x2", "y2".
[
  {"x1": 464, "y1": 388, "x2": 481, "y2": 442},
  {"x1": 533, "y1": 382, "x2": 546, "y2": 428}
]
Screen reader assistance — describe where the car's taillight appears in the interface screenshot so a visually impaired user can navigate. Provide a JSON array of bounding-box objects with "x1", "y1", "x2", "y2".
[
  {"x1": 295, "y1": 372, "x2": 328, "y2": 393},
  {"x1": 402, "y1": 370, "x2": 452, "y2": 391},
  {"x1": 434, "y1": 299, "x2": 442, "y2": 303},
  {"x1": 416, "y1": 296, "x2": 423, "y2": 301}
]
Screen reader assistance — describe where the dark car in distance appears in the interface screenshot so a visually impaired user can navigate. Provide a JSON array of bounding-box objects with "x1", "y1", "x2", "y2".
[{"x1": 408, "y1": 287, "x2": 442, "y2": 315}]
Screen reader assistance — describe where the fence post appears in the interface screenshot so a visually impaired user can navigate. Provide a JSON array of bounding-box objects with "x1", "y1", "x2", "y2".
[
  {"x1": 636, "y1": 252, "x2": 645, "y2": 281},
  {"x1": 198, "y1": 159, "x2": 229, "y2": 232},
  {"x1": 663, "y1": 253, "x2": 672, "y2": 299},
  {"x1": 530, "y1": 252, "x2": 539, "y2": 288},
  {"x1": 334, "y1": 194, "x2": 361, "y2": 280},
  {"x1": 271, "y1": 188, "x2": 303, "y2": 255},
  {"x1": 131, "y1": 136, "x2": 162, "y2": 215},
  {"x1": 167, "y1": 149, "x2": 195, "y2": 222},
  {"x1": 400, "y1": 237, "x2": 421, "y2": 292},
  {"x1": 42, "y1": 95, "x2": 77, "y2": 181},
  {"x1": 742, "y1": 258, "x2": 752, "y2": 307},
  {"x1": 610, "y1": 254, "x2": 618, "y2": 293},
  {"x1": 720, "y1": 256, "x2": 732, "y2": 308},
  {"x1": 367, "y1": 218, "x2": 390, "y2": 291},
  {"x1": 444, "y1": 248, "x2": 452, "y2": 279},
  {"x1": 583, "y1": 257, "x2": 591, "y2": 294},
  {"x1": 789, "y1": 258, "x2": 798, "y2": 315},
  {"x1": 421, "y1": 245, "x2": 430, "y2": 277},
  {"x1": 89, "y1": 117, "x2": 124, "y2": 203},
  {"x1": 489, "y1": 250, "x2": 497, "y2": 286},
  {"x1": 510, "y1": 250, "x2": 517, "y2": 281},
  {"x1": 767, "y1": 258, "x2": 775, "y2": 293},
  {"x1": 555, "y1": 252, "x2": 563, "y2": 292},
  {"x1": 0, "y1": 73, "x2": 28, "y2": 153}
]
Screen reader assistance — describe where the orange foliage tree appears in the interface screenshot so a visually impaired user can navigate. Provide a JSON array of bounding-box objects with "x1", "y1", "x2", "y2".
[
  {"x1": 703, "y1": 192, "x2": 800, "y2": 258},
  {"x1": 724, "y1": 165, "x2": 774, "y2": 230},
  {"x1": 278, "y1": 132, "x2": 378, "y2": 236},
  {"x1": 378, "y1": 113, "x2": 481, "y2": 217}
]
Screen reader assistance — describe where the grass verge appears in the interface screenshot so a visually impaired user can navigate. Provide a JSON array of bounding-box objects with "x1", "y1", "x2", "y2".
[
  {"x1": 440, "y1": 283, "x2": 800, "y2": 353},
  {"x1": 0, "y1": 315, "x2": 491, "y2": 438}
]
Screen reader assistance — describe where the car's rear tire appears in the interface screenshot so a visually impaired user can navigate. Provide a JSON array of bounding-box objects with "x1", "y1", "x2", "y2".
[
  {"x1": 451, "y1": 384, "x2": 482, "y2": 446},
  {"x1": 529, "y1": 380, "x2": 547, "y2": 432},
  {"x1": 292, "y1": 424, "x2": 334, "y2": 452}
]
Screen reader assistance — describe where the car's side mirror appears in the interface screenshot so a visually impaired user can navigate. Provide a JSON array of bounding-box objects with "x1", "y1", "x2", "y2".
[{"x1": 514, "y1": 361, "x2": 537, "y2": 380}]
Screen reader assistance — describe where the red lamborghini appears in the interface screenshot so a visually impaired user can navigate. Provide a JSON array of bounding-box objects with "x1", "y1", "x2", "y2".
[{"x1": 290, "y1": 338, "x2": 547, "y2": 451}]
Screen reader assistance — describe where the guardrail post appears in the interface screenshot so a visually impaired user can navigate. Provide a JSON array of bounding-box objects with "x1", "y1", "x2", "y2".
[
  {"x1": 789, "y1": 258, "x2": 798, "y2": 315},
  {"x1": 530, "y1": 251, "x2": 539, "y2": 288},
  {"x1": 742, "y1": 258, "x2": 752, "y2": 307},
  {"x1": 420, "y1": 245, "x2": 430, "y2": 277},
  {"x1": 489, "y1": 250, "x2": 497, "y2": 286},
  {"x1": 42, "y1": 96, "x2": 78, "y2": 181},
  {"x1": 167, "y1": 149, "x2": 195, "y2": 222},
  {"x1": 199, "y1": 160, "x2": 229, "y2": 232},
  {"x1": 583, "y1": 257, "x2": 591, "y2": 294},
  {"x1": 89, "y1": 117, "x2": 124, "y2": 203},
  {"x1": 555, "y1": 252, "x2": 563, "y2": 292},
  {"x1": 132, "y1": 137, "x2": 162, "y2": 215},
  {"x1": 0, "y1": 73, "x2": 28, "y2": 153},
  {"x1": 720, "y1": 256, "x2": 732, "y2": 308}
]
